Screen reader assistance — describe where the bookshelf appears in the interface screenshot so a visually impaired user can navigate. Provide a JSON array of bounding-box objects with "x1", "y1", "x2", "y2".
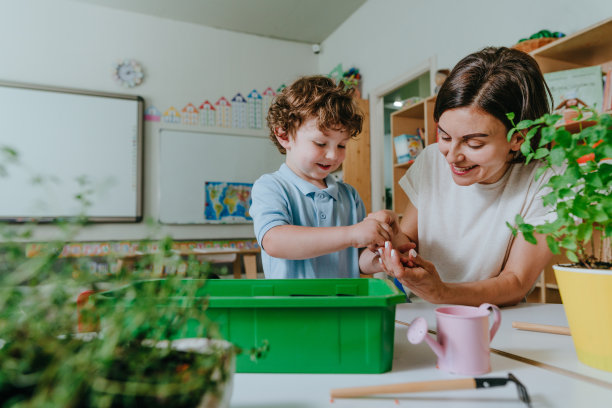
[
  {"x1": 529, "y1": 17, "x2": 612, "y2": 302},
  {"x1": 389, "y1": 95, "x2": 436, "y2": 212}
]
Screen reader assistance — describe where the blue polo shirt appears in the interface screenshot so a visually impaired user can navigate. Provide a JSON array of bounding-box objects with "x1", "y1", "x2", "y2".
[{"x1": 250, "y1": 164, "x2": 366, "y2": 279}]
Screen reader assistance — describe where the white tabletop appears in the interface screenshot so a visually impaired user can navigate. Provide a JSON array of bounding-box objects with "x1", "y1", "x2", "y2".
[
  {"x1": 230, "y1": 302, "x2": 612, "y2": 407},
  {"x1": 396, "y1": 302, "x2": 612, "y2": 385}
]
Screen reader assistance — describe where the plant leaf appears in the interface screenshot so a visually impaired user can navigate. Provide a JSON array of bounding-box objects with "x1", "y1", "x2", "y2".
[
  {"x1": 544, "y1": 114, "x2": 563, "y2": 126},
  {"x1": 520, "y1": 140, "x2": 532, "y2": 156},
  {"x1": 549, "y1": 146, "x2": 566, "y2": 166},
  {"x1": 554, "y1": 129, "x2": 573, "y2": 148},
  {"x1": 534, "y1": 148, "x2": 549, "y2": 159},
  {"x1": 507, "y1": 128, "x2": 517, "y2": 142},
  {"x1": 506, "y1": 221, "x2": 518, "y2": 236},
  {"x1": 576, "y1": 222, "x2": 593, "y2": 242},
  {"x1": 539, "y1": 126, "x2": 556, "y2": 146},
  {"x1": 546, "y1": 235, "x2": 560, "y2": 254},
  {"x1": 524, "y1": 126, "x2": 540, "y2": 141},
  {"x1": 516, "y1": 120, "x2": 535, "y2": 130},
  {"x1": 522, "y1": 230, "x2": 537, "y2": 245},
  {"x1": 534, "y1": 166, "x2": 547, "y2": 181},
  {"x1": 565, "y1": 250, "x2": 579, "y2": 263}
]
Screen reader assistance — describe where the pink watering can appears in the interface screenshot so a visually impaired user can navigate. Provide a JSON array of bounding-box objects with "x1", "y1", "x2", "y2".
[{"x1": 407, "y1": 303, "x2": 501, "y2": 375}]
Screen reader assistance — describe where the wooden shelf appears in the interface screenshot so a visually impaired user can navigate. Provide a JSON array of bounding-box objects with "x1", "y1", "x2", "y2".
[
  {"x1": 531, "y1": 17, "x2": 612, "y2": 74},
  {"x1": 394, "y1": 161, "x2": 413, "y2": 169}
]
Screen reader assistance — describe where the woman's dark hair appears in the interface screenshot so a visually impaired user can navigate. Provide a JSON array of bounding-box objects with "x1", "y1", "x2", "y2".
[
  {"x1": 434, "y1": 47, "x2": 553, "y2": 162},
  {"x1": 267, "y1": 75, "x2": 363, "y2": 154}
]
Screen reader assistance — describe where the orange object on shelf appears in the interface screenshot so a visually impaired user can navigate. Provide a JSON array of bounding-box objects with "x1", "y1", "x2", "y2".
[{"x1": 512, "y1": 37, "x2": 557, "y2": 53}]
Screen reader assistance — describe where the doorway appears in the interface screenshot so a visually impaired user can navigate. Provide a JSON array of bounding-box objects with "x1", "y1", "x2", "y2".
[{"x1": 369, "y1": 57, "x2": 437, "y2": 211}]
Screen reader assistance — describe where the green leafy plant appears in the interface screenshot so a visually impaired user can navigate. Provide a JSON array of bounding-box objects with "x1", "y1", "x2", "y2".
[
  {"x1": 505, "y1": 109, "x2": 612, "y2": 268},
  {"x1": 0, "y1": 233, "x2": 238, "y2": 407},
  {"x1": 0, "y1": 147, "x2": 267, "y2": 407}
]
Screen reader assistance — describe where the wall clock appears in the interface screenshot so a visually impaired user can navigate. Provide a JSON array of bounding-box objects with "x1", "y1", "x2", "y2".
[{"x1": 112, "y1": 59, "x2": 144, "y2": 88}]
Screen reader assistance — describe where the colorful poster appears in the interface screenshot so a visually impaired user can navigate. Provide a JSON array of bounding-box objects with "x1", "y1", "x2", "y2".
[{"x1": 204, "y1": 181, "x2": 253, "y2": 223}]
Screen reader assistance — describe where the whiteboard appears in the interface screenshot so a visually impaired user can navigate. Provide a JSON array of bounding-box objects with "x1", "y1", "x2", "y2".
[
  {"x1": 159, "y1": 129, "x2": 284, "y2": 224},
  {"x1": 0, "y1": 81, "x2": 143, "y2": 222}
]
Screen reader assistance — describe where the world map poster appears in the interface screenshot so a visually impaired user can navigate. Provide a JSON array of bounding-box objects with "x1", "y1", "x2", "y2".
[{"x1": 204, "y1": 181, "x2": 253, "y2": 223}]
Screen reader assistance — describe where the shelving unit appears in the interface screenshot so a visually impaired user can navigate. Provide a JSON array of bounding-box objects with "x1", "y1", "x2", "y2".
[
  {"x1": 529, "y1": 17, "x2": 612, "y2": 302},
  {"x1": 389, "y1": 95, "x2": 436, "y2": 212},
  {"x1": 530, "y1": 17, "x2": 612, "y2": 75}
]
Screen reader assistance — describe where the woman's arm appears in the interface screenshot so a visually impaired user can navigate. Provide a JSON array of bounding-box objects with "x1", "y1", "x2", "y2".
[
  {"x1": 398, "y1": 198, "x2": 419, "y2": 246},
  {"x1": 380, "y1": 231, "x2": 553, "y2": 306}
]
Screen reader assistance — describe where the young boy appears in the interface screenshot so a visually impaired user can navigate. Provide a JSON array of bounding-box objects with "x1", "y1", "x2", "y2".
[{"x1": 249, "y1": 75, "x2": 394, "y2": 279}]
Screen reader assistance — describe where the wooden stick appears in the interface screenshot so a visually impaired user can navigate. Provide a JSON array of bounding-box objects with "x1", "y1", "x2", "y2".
[
  {"x1": 512, "y1": 321, "x2": 571, "y2": 336},
  {"x1": 330, "y1": 378, "x2": 475, "y2": 399}
]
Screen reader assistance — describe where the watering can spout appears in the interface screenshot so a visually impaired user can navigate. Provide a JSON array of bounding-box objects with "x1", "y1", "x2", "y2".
[{"x1": 407, "y1": 317, "x2": 445, "y2": 359}]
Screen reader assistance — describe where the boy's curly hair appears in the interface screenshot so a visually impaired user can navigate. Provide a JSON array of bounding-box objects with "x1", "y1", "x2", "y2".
[{"x1": 266, "y1": 75, "x2": 363, "y2": 154}]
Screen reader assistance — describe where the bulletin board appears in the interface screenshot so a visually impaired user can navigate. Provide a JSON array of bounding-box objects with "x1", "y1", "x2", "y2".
[
  {"x1": 0, "y1": 81, "x2": 143, "y2": 222},
  {"x1": 158, "y1": 129, "x2": 284, "y2": 224}
]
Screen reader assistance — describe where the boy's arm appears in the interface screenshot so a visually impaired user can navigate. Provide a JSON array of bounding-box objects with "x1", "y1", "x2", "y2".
[{"x1": 261, "y1": 218, "x2": 392, "y2": 260}]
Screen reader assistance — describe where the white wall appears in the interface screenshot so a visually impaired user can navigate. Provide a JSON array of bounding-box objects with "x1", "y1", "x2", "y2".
[
  {"x1": 320, "y1": 0, "x2": 612, "y2": 210},
  {"x1": 0, "y1": 0, "x2": 317, "y2": 241},
  {"x1": 4, "y1": 0, "x2": 612, "y2": 240}
]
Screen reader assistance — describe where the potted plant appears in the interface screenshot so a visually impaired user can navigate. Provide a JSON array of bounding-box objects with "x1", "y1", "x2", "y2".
[
  {"x1": 506, "y1": 109, "x2": 612, "y2": 371},
  {"x1": 0, "y1": 232, "x2": 242, "y2": 407}
]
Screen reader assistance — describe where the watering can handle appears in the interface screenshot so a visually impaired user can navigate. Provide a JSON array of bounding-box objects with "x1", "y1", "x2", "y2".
[{"x1": 479, "y1": 303, "x2": 501, "y2": 341}]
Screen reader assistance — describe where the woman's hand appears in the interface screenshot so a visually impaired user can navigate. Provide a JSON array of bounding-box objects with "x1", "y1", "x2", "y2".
[{"x1": 378, "y1": 241, "x2": 448, "y2": 303}]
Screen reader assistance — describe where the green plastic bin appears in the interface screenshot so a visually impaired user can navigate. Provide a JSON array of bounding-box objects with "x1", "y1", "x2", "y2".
[{"x1": 94, "y1": 278, "x2": 405, "y2": 373}]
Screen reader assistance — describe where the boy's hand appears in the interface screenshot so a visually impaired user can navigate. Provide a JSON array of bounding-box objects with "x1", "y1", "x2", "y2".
[
  {"x1": 348, "y1": 218, "x2": 392, "y2": 250},
  {"x1": 366, "y1": 210, "x2": 400, "y2": 234}
]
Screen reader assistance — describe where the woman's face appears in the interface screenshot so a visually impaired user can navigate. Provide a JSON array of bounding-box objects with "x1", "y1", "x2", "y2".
[{"x1": 437, "y1": 106, "x2": 522, "y2": 186}]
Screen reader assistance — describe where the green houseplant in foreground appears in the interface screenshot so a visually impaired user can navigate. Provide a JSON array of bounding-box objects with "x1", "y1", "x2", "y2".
[
  {"x1": 0, "y1": 231, "x2": 242, "y2": 408},
  {"x1": 507, "y1": 108, "x2": 612, "y2": 371},
  {"x1": 506, "y1": 109, "x2": 611, "y2": 267},
  {"x1": 0, "y1": 145, "x2": 267, "y2": 407}
]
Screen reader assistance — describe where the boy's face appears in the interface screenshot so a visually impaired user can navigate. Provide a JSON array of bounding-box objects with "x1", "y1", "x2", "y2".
[{"x1": 276, "y1": 117, "x2": 351, "y2": 189}]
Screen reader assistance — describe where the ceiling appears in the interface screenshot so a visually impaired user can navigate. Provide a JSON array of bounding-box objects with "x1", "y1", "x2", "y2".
[{"x1": 72, "y1": 0, "x2": 367, "y2": 44}]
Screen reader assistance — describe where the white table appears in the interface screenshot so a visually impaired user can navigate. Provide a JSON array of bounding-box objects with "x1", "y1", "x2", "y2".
[
  {"x1": 230, "y1": 302, "x2": 612, "y2": 407},
  {"x1": 404, "y1": 303, "x2": 612, "y2": 385}
]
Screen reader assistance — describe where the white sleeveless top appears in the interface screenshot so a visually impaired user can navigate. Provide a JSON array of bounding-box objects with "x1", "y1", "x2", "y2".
[{"x1": 399, "y1": 144, "x2": 560, "y2": 283}]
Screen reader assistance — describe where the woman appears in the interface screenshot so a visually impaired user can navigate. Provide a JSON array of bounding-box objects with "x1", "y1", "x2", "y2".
[{"x1": 371, "y1": 47, "x2": 561, "y2": 306}]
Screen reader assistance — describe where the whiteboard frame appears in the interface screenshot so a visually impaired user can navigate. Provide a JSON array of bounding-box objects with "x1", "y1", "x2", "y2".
[{"x1": 0, "y1": 80, "x2": 144, "y2": 223}]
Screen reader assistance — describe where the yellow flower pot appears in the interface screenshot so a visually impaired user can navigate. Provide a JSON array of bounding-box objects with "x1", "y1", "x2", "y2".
[{"x1": 554, "y1": 265, "x2": 612, "y2": 372}]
